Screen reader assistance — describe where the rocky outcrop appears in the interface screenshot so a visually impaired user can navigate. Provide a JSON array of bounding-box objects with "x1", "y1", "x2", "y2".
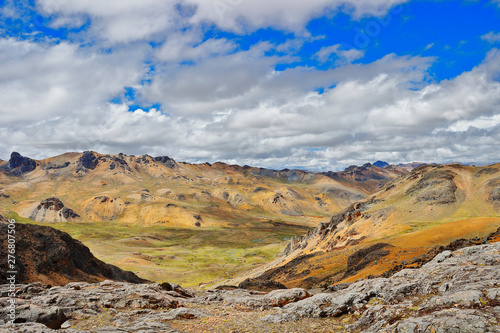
[
  {"x1": 283, "y1": 199, "x2": 377, "y2": 256},
  {"x1": 28, "y1": 198, "x2": 80, "y2": 222},
  {"x1": 42, "y1": 162, "x2": 70, "y2": 170},
  {"x1": 406, "y1": 169, "x2": 458, "y2": 204},
  {"x1": 76, "y1": 151, "x2": 99, "y2": 172},
  {"x1": 487, "y1": 177, "x2": 500, "y2": 202},
  {"x1": 154, "y1": 156, "x2": 177, "y2": 169},
  {"x1": 0, "y1": 152, "x2": 38, "y2": 176},
  {"x1": 194, "y1": 287, "x2": 310, "y2": 309},
  {"x1": 0, "y1": 223, "x2": 147, "y2": 286},
  {"x1": 0, "y1": 281, "x2": 187, "y2": 331},
  {"x1": 261, "y1": 241, "x2": 500, "y2": 332},
  {"x1": 2, "y1": 241, "x2": 499, "y2": 332}
]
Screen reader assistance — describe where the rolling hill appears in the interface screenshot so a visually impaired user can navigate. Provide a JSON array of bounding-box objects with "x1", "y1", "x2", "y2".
[{"x1": 231, "y1": 163, "x2": 500, "y2": 288}]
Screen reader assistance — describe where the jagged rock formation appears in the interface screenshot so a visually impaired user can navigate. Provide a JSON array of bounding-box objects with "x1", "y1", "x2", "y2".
[
  {"x1": 154, "y1": 155, "x2": 177, "y2": 169},
  {"x1": 0, "y1": 152, "x2": 38, "y2": 176},
  {"x1": 0, "y1": 223, "x2": 147, "y2": 286},
  {"x1": 76, "y1": 151, "x2": 99, "y2": 172},
  {"x1": 1, "y1": 241, "x2": 499, "y2": 332},
  {"x1": 27, "y1": 198, "x2": 80, "y2": 222}
]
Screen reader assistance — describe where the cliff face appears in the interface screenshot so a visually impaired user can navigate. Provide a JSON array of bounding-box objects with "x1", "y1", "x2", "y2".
[{"x1": 0, "y1": 223, "x2": 147, "y2": 286}]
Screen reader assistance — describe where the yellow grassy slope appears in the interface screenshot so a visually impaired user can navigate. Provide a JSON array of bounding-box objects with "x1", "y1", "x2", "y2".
[{"x1": 230, "y1": 164, "x2": 500, "y2": 288}]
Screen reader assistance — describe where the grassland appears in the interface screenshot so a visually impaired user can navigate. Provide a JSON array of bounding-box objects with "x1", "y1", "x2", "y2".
[{"x1": 8, "y1": 211, "x2": 312, "y2": 288}]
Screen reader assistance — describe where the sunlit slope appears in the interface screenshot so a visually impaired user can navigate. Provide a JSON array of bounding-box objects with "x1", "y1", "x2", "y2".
[
  {"x1": 234, "y1": 164, "x2": 500, "y2": 288},
  {"x1": 0, "y1": 151, "x2": 371, "y2": 227}
]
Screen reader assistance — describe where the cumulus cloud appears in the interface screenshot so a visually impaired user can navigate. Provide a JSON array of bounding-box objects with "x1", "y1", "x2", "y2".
[
  {"x1": 186, "y1": 0, "x2": 408, "y2": 33},
  {"x1": 0, "y1": 38, "x2": 147, "y2": 124},
  {"x1": 36, "y1": 0, "x2": 407, "y2": 42},
  {"x1": 0, "y1": 0, "x2": 498, "y2": 170},
  {"x1": 315, "y1": 44, "x2": 365, "y2": 64},
  {"x1": 482, "y1": 31, "x2": 500, "y2": 44},
  {"x1": 2, "y1": 43, "x2": 499, "y2": 169}
]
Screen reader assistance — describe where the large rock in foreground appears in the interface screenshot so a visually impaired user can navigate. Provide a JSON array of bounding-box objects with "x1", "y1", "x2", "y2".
[
  {"x1": 262, "y1": 241, "x2": 500, "y2": 332},
  {"x1": 0, "y1": 281, "x2": 191, "y2": 332},
  {"x1": 0, "y1": 223, "x2": 147, "y2": 286}
]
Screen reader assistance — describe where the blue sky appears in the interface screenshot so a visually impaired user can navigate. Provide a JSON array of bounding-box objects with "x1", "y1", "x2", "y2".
[{"x1": 0, "y1": 0, "x2": 499, "y2": 170}]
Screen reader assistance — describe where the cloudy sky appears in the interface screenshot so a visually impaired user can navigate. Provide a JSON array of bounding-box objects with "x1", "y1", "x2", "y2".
[{"x1": 0, "y1": 0, "x2": 499, "y2": 171}]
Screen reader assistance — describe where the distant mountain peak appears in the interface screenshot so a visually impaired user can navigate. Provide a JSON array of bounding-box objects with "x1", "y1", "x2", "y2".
[{"x1": 373, "y1": 161, "x2": 390, "y2": 168}]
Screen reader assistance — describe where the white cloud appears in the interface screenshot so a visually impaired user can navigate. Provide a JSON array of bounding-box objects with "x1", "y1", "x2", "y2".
[
  {"x1": 1, "y1": 1, "x2": 499, "y2": 170},
  {"x1": 3, "y1": 44, "x2": 499, "y2": 169},
  {"x1": 316, "y1": 44, "x2": 365, "y2": 64},
  {"x1": 38, "y1": 0, "x2": 181, "y2": 43},
  {"x1": 36, "y1": 0, "x2": 408, "y2": 42},
  {"x1": 186, "y1": 0, "x2": 407, "y2": 33},
  {"x1": 481, "y1": 31, "x2": 500, "y2": 44},
  {"x1": 156, "y1": 32, "x2": 236, "y2": 63},
  {"x1": 0, "y1": 38, "x2": 147, "y2": 124}
]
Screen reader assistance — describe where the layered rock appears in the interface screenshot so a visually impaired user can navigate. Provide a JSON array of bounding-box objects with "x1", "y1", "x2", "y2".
[
  {"x1": 406, "y1": 169, "x2": 458, "y2": 204},
  {"x1": 0, "y1": 281, "x2": 189, "y2": 331}
]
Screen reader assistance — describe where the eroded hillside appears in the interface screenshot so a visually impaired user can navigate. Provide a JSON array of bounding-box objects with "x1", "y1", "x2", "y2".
[{"x1": 233, "y1": 163, "x2": 500, "y2": 288}]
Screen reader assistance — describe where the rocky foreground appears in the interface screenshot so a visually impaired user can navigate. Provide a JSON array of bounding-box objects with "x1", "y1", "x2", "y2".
[{"x1": 1, "y1": 241, "x2": 499, "y2": 332}]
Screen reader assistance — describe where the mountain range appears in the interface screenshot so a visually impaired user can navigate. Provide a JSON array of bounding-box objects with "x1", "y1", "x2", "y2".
[{"x1": 0, "y1": 151, "x2": 499, "y2": 331}]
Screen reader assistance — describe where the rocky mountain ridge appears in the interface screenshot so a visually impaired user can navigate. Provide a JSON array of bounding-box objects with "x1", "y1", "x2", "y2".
[{"x1": 0, "y1": 151, "x2": 408, "y2": 228}]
